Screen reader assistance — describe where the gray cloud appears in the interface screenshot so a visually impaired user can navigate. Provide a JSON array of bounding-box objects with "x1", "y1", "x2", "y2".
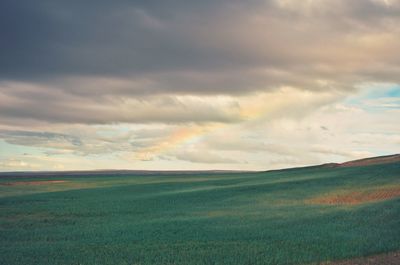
[
  {"x1": 0, "y1": 126, "x2": 197, "y2": 157},
  {"x1": 0, "y1": 0, "x2": 400, "y2": 126},
  {"x1": 0, "y1": 130, "x2": 82, "y2": 147},
  {"x1": 0, "y1": 81, "x2": 241, "y2": 124},
  {"x1": 1, "y1": 0, "x2": 399, "y2": 81},
  {"x1": 0, "y1": 0, "x2": 245, "y2": 79}
]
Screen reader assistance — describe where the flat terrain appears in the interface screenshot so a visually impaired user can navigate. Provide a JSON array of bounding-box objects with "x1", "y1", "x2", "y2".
[{"x1": 0, "y1": 159, "x2": 399, "y2": 265}]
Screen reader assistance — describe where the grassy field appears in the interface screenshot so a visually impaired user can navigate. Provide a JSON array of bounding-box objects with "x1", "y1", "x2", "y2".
[{"x1": 0, "y1": 162, "x2": 399, "y2": 265}]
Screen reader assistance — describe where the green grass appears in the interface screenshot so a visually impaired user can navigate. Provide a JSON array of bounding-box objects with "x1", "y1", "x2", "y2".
[{"x1": 0, "y1": 162, "x2": 399, "y2": 265}]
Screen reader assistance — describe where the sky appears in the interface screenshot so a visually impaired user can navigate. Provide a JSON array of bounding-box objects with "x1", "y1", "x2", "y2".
[{"x1": 0, "y1": 0, "x2": 399, "y2": 171}]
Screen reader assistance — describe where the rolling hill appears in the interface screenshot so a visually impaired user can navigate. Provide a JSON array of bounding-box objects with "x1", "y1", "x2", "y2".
[{"x1": 0, "y1": 155, "x2": 399, "y2": 265}]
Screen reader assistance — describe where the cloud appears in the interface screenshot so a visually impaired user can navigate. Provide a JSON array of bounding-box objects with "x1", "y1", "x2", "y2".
[
  {"x1": 165, "y1": 149, "x2": 241, "y2": 164},
  {"x1": 0, "y1": 130, "x2": 82, "y2": 147},
  {"x1": 0, "y1": 0, "x2": 399, "y2": 127},
  {"x1": 0, "y1": 0, "x2": 399, "y2": 170},
  {"x1": 0, "y1": 81, "x2": 242, "y2": 124},
  {"x1": 1, "y1": 0, "x2": 400, "y2": 83},
  {"x1": 1, "y1": 85, "x2": 398, "y2": 170},
  {"x1": 0, "y1": 158, "x2": 36, "y2": 170},
  {"x1": 310, "y1": 145, "x2": 373, "y2": 158}
]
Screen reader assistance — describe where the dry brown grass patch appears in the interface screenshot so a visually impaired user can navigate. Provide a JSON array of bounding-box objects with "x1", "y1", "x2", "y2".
[
  {"x1": 320, "y1": 250, "x2": 400, "y2": 265},
  {"x1": 308, "y1": 186, "x2": 400, "y2": 205}
]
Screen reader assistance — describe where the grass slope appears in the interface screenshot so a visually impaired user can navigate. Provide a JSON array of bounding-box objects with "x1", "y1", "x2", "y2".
[{"x1": 0, "y1": 162, "x2": 399, "y2": 265}]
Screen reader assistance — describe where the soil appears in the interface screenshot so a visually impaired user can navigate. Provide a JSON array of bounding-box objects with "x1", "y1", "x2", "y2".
[
  {"x1": 320, "y1": 250, "x2": 400, "y2": 265},
  {"x1": 1, "y1": 180, "x2": 67, "y2": 186},
  {"x1": 339, "y1": 154, "x2": 400, "y2": 168}
]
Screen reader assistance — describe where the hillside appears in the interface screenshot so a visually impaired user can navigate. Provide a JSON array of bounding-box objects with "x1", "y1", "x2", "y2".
[
  {"x1": 0, "y1": 156, "x2": 399, "y2": 265},
  {"x1": 338, "y1": 154, "x2": 400, "y2": 167}
]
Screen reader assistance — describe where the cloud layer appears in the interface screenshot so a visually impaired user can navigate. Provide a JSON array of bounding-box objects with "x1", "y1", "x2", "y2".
[{"x1": 0, "y1": 0, "x2": 399, "y2": 170}]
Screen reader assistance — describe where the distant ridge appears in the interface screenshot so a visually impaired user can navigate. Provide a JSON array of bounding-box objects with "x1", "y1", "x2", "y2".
[
  {"x1": 0, "y1": 169, "x2": 248, "y2": 178},
  {"x1": 0, "y1": 154, "x2": 398, "y2": 178},
  {"x1": 322, "y1": 154, "x2": 400, "y2": 168}
]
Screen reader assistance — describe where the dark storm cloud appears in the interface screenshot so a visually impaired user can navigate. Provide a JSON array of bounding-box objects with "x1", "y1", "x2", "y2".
[
  {"x1": 0, "y1": 0, "x2": 400, "y2": 125},
  {"x1": 0, "y1": 0, "x2": 252, "y2": 80},
  {"x1": 1, "y1": 0, "x2": 397, "y2": 80}
]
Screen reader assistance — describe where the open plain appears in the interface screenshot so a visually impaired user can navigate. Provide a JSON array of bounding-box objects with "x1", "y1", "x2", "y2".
[{"x1": 1, "y1": 156, "x2": 399, "y2": 265}]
